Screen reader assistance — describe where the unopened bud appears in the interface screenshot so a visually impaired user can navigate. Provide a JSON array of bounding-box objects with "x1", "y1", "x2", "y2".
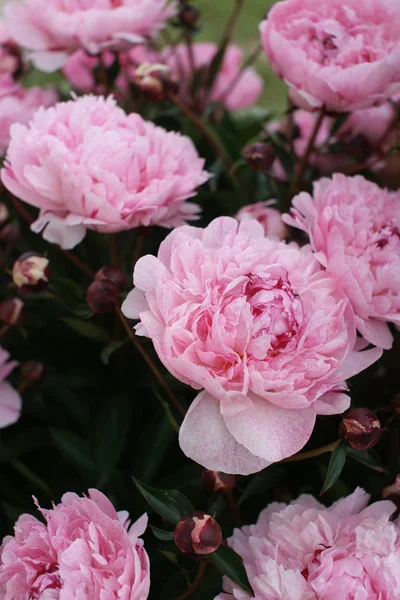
[
  {"x1": 243, "y1": 142, "x2": 275, "y2": 172},
  {"x1": 134, "y1": 62, "x2": 177, "y2": 101},
  {"x1": 20, "y1": 360, "x2": 45, "y2": 385},
  {"x1": 201, "y1": 469, "x2": 235, "y2": 492},
  {"x1": 0, "y1": 222, "x2": 20, "y2": 243},
  {"x1": 86, "y1": 279, "x2": 120, "y2": 314},
  {"x1": 0, "y1": 204, "x2": 9, "y2": 225},
  {"x1": 339, "y1": 408, "x2": 381, "y2": 451},
  {"x1": 13, "y1": 252, "x2": 50, "y2": 291},
  {"x1": 179, "y1": 4, "x2": 200, "y2": 27},
  {"x1": 0, "y1": 298, "x2": 24, "y2": 325},
  {"x1": 95, "y1": 266, "x2": 128, "y2": 289},
  {"x1": 174, "y1": 511, "x2": 223, "y2": 558}
]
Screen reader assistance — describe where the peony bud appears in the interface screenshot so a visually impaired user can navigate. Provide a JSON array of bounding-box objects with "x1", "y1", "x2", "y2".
[
  {"x1": 95, "y1": 266, "x2": 128, "y2": 289},
  {"x1": 134, "y1": 62, "x2": 177, "y2": 102},
  {"x1": 12, "y1": 252, "x2": 50, "y2": 291},
  {"x1": 201, "y1": 469, "x2": 235, "y2": 492},
  {"x1": 20, "y1": 360, "x2": 45, "y2": 385},
  {"x1": 243, "y1": 142, "x2": 275, "y2": 172},
  {"x1": 174, "y1": 511, "x2": 223, "y2": 558},
  {"x1": 339, "y1": 408, "x2": 381, "y2": 451},
  {"x1": 179, "y1": 4, "x2": 200, "y2": 27},
  {"x1": 0, "y1": 204, "x2": 9, "y2": 226},
  {"x1": 86, "y1": 279, "x2": 120, "y2": 314},
  {"x1": 0, "y1": 222, "x2": 20, "y2": 243},
  {"x1": 0, "y1": 298, "x2": 24, "y2": 325}
]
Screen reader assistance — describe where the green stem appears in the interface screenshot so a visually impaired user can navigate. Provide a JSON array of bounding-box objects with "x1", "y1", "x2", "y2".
[
  {"x1": 280, "y1": 440, "x2": 340, "y2": 463},
  {"x1": 291, "y1": 107, "x2": 325, "y2": 196}
]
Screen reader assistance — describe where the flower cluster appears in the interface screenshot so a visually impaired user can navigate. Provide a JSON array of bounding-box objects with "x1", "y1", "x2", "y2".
[{"x1": 0, "y1": 490, "x2": 150, "y2": 599}]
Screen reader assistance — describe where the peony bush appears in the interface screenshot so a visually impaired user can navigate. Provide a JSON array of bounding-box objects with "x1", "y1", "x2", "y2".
[{"x1": 0, "y1": 0, "x2": 399, "y2": 598}]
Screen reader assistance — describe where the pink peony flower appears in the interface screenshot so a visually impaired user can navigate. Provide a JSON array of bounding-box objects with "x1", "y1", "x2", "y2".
[
  {"x1": 0, "y1": 489, "x2": 150, "y2": 599},
  {"x1": 235, "y1": 201, "x2": 288, "y2": 240},
  {"x1": 123, "y1": 42, "x2": 263, "y2": 112},
  {"x1": 0, "y1": 345, "x2": 21, "y2": 428},
  {"x1": 0, "y1": 83, "x2": 58, "y2": 155},
  {"x1": 285, "y1": 174, "x2": 400, "y2": 349},
  {"x1": 4, "y1": 0, "x2": 177, "y2": 72},
  {"x1": 260, "y1": 0, "x2": 400, "y2": 112},
  {"x1": 1, "y1": 95, "x2": 209, "y2": 249},
  {"x1": 122, "y1": 217, "x2": 381, "y2": 474},
  {"x1": 216, "y1": 488, "x2": 400, "y2": 600}
]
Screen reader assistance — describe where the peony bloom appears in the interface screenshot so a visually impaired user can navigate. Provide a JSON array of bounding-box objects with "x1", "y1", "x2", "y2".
[
  {"x1": 260, "y1": 0, "x2": 400, "y2": 112},
  {"x1": 122, "y1": 217, "x2": 381, "y2": 474},
  {"x1": 123, "y1": 42, "x2": 263, "y2": 112},
  {"x1": 216, "y1": 488, "x2": 400, "y2": 600},
  {"x1": 0, "y1": 489, "x2": 150, "y2": 599},
  {"x1": 285, "y1": 174, "x2": 400, "y2": 349},
  {"x1": 235, "y1": 201, "x2": 288, "y2": 240},
  {"x1": 4, "y1": 0, "x2": 177, "y2": 72},
  {"x1": 1, "y1": 95, "x2": 209, "y2": 249},
  {"x1": 0, "y1": 346, "x2": 21, "y2": 428}
]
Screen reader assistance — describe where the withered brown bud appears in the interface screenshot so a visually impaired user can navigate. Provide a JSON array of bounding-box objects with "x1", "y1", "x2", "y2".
[
  {"x1": 179, "y1": 4, "x2": 200, "y2": 27},
  {"x1": 0, "y1": 222, "x2": 21, "y2": 243},
  {"x1": 243, "y1": 142, "x2": 275, "y2": 172},
  {"x1": 13, "y1": 252, "x2": 50, "y2": 291},
  {"x1": 0, "y1": 298, "x2": 24, "y2": 325},
  {"x1": 95, "y1": 266, "x2": 128, "y2": 289},
  {"x1": 201, "y1": 469, "x2": 235, "y2": 492},
  {"x1": 174, "y1": 511, "x2": 223, "y2": 558},
  {"x1": 0, "y1": 204, "x2": 9, "y2": 226},
  {"x1": 86, "y1": 279, "x2": 120, "y2": 314},
  {"x1": 134, "y1": 62, "x2": 177, "y2": 101},
  {"x1": 20, "y1": 360, "x2": 45, "y2": 385},
  {"x1": 339, "y1": 408, "x2": 381, "y2": 451}
]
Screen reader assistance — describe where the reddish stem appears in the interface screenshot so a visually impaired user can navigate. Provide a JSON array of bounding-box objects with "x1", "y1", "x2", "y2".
[{"x1": 176, "y1": 561, "x2": 207, "y2": 600}]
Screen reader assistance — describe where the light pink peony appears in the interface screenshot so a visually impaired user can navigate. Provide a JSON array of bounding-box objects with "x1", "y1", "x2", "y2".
[
  {"x1": 123, "y1": 42, "x2": 263, "y2": 111},
  {"x1": 216, "y1": 488, "x2": 400, "y2": 600},
  {"x1": 235, "y1": 201, "x2": 288, "y2": 240},
  {"x1": 260, "y1": 0, "x2": 400, "y2": 112},
  {"x1": 122, "y1": 217, "x2": 381, "y2": 474},
  {"x1": 0, "y1": 345, "x2": 21, "y2": 429},
  {"x1": 4, "y1": 0, "x2": 177, "y2": 72},
  {"x1": 285, "y1": 174, "x2": 400, "y2": 349},
  {"x1": 0, "y1": 489, "x2": 150, "y2": 599},
  {"x1": 1, "y1": 95, "x2": 209, "y2": 249}
]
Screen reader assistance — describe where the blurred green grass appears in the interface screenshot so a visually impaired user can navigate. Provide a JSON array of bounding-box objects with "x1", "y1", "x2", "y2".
[{"x1": 196, "y1": 0, "x2": 287, "y2": 113}]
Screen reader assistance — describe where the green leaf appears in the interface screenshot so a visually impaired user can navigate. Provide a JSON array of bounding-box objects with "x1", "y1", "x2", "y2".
[
  {"x1": 320, "y1": 441, "x2": 347, "y2": 495},
  {"x1": 59, "y1": 316, "x2": 108, "y2": 343},
  {"x1": 151, "y1": 526, "x2": 175, "y2": 541},
  {"x1": 346, "y1": 447, "x2": 387, "y2": 473},
  {"x1": 133, "y1": 478, "x2": 193, "y2": 523},
  {"x1": 100, "y1": 340, "x2": 126, "y2": 365},
  {"x1": 212, "y1": 546, "x2": 253, "y2": 595},
  {"x1": 50, "y1": 429, "x2": 94, "y2": 473}
]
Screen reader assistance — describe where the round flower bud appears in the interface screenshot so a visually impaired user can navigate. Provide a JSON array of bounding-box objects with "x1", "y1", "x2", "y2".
[
  {"x1": 0, "y1": 223, "x2": 20, "y2": 243},
  {"x1": 201, "y1": 469, "x2": 235, "y2": 492},
  {"x1": 0, "y1": 298, "x2": 24, "y2": 326},
  {"x1": 339, "y1": 408, "x2": 381, "y2": 451},
  {"x1": 86, "y1": 279, "x2": 120, "y2": 314},
  {"x1": 134, "y1": 62, "x2": 177, "y2": 102},
  {"x1": 95, "y1": 266, "x2": 128, "y2": 289},
  {"x1": 12, "y1": 252, "x2": 50, "y2": 291},
  {"x1": 20, "y1": 360, "x2": 45, "y2": 385},
  {"x1": 243, "y1": 142, "x2": 275, "y2": 172},
  {"x1": 0, "y1": 204, "x2": 9, "y2": 226},
  {"x1": 178, "y1": 5, "x2": 200, "y2": 27},
  {"x1": 174, "y1": 511, "x2": 223, "y2": 558}
]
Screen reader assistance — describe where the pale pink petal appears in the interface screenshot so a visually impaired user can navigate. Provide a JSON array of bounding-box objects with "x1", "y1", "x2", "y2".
[{"x1": 0, "y1": 381, "x2": 22, "y2": 428}]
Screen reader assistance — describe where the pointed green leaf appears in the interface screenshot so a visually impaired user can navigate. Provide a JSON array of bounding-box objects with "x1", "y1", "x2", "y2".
[
  {"x1": 151, "y1": 526, "x2": 175, "y2": 541},
  {"x1": 212, "y1": 546, "x2": 253, "y2": 595},
  {"x1": 133, "y1": 478, "x2": 193, "y2": 523},
  {"x1": 346, "y1": 447, "x2": 387, "y2": 473},
  {"x1": 59, "y1": 316, "x2": 107, "y2": 343},
  {"x1": 320, "y1": 441, "x2": 347, "y2": 495}
]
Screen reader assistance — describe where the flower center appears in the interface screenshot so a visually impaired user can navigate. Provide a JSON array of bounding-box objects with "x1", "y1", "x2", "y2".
[
  {"x1": 30, "y1": 562, "x2": 61, "y2": 599},
  {"x1": 375, "y1": 224, "x2": 400, "y2": 249}
]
